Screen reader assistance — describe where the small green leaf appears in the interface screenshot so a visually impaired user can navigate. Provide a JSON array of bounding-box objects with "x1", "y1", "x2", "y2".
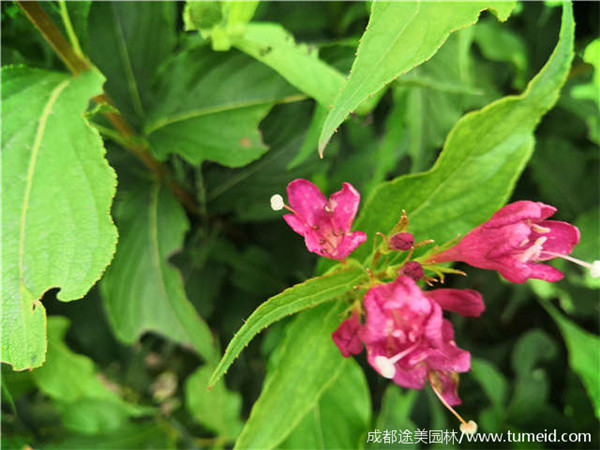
[
  {"x1": 32, "y1": 317, "x2": 148, "y2": 434},
  {"x1": 353, "y1": 2, "x2": 574, "y2": 260},
  {"x1": 543, "y1": 302, "x2": 600, "y2": 420},
  {"x1": 281, "y1": 358, "x2": 371, "y2": 449},
  {"x1": 511, "y1": 329, "x2": 557, "y2": 376},
  {"x1": 101, "y1": 181, "x2": 218, "y2": 364},
  {"x1": 233, "y1": 23, "x2": 346, "y2": 107},
  {"x1": 234, "y1": 302, "x2": 349, "y2": 450},
  {"x1": 470, "y1": 358, "x2": 508, "y2": 413},
  {"x1": 1, "y1": 67, "x2": 117, "y2": 370},
  {"x1": 318, "y1": 1, "x2": 516, "y2": 152},
  {"x1": 208, "y1": 263, "x2": 367, "y2": 388},
  {"x1": 144, "y1": 48, "x2": 300, "y2": 168},
  {"x1": 186, "y1": 365, "x2": 243, "y2": 441}
]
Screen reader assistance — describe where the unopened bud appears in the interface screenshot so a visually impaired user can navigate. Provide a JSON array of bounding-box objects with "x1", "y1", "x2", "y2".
[
  {"x1": 270, "y1": 194, "x2": 284, "y2": 211},
  {"x1": 401, "y1": 261, "x2": 424, "y2": 281},
  {"x1": 390, "y1": 232, "x2": 414, "y2": 251}
]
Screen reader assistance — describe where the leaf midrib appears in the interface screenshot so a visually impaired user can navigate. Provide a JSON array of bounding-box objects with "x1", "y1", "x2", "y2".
[
  {"x1": 144, "y1": 93, "x2": 306, "y2": 135},
  {"x1": 18, "y1": 77, "x2": 72, "y2": 340}
]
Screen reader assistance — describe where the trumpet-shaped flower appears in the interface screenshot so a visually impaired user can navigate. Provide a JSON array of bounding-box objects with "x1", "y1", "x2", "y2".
[
  {"x1": 360, "y1": 276, "x2": 484, "y2": 405},
  {"x1": 277, "y1": 179, "x2": 367, "y2": 260},
  {"x1": 429, "y1": 201, "x2": 580, "y2": 283}
]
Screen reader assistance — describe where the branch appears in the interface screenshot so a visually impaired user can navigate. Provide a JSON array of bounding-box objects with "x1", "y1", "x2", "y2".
[{"x1": 16, "y1": 1, "x2": 199, "y2": 215}]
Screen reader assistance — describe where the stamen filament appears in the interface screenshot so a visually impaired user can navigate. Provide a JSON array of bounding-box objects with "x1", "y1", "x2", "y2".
[
  {"x1": 544, "y1": 252, "x2": 600, "y2": 278},
  {"x1": 428, "y1": 378, "x2": 469, "y2": 427}
]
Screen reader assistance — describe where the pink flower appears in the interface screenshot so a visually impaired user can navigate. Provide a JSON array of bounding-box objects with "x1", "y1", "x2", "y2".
[
  {"x1": 430, "y1": 201, "x2": 580, "y2": 283},
  {"x1": 360, "y1": 276, "x2": 484, "y2": 406},
  {"x1": 332, "y1": 309, "x2": 363, "y2": 357},
  {"x1": 278, "y1": 179, "x2": 367, "y2": 260}
]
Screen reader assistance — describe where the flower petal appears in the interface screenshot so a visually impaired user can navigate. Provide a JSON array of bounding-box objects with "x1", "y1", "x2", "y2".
[
  {"x1": 332, "y1": 311, "x2": 363, "y2": 357},
  {"x1": 484, "y1": 201, "x2": 556, "y2": 228},
  {"x1": 537, "y1": 220, "x2": 580, "y2": 260},
  {"x1": 526, "y1": 262, "x2": 564, "y2": 282},
  {"x1": 426, "y1": 289, "x2": 485, "y2": 317},
  {"x1": 332, "y1": 231, "x2": 367, "y2": 259},
  {"x1": 435, "y1": 371, "x2": 463, "y2": 406},
  {"x1": 329, "y1": 182, "x2": 361, "y2": 232},
  {"x1": 286, "y1": 179, "x2": 329, "y2": 225}
]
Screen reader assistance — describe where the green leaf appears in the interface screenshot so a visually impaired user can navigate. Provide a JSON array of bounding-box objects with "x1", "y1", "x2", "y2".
[
  {"x1": 353, "y1": 2, "x2": 574, "y2": 260},
  {"x1": 507, "y1": 329, "x2": 557, "y2": 423},
  {"x1": 100, "y1": 181, "x2": 218, "y2": 364},
  {"x1": 186, "y1": 365, "x2": 243, "y2": 441},
  {"x1": 88, "y1": 2, "x2": 177, "y2": 127},
  {"x1": 1, "y1": 67, "x2": 117, "y2": 370},
  {"x1": 48, "y1": 423, "x2": 175, "y2": 449},
  {"x1": 232, "y1": 23, "x2": 346, "y2": 107},
  {"x1": 208, "y1": 263, "x2": 367, "y2": 388},
  {"x1": 287, "y1": 104, "x2": 329, "y2": 169},
  {"x1": 470, "y1": 358, "x2": 508, "y2": 412},
  {"x1": 372, "y1": 386, "x2": 418, "y2": 449},
  {"x1": 399, "y1": 29, "x2": 481, "y2": 172},
  {"x1": 511, "y1": 329, "x2": 557, "y2": 376},
  {"x1": 318, "y1": 1, "x2": 516, "y2": 152},
  {"x1": 144, "y1": 47, "x2": 301, "y2": 168},
  {"x1": 234, "y1": 301, "x2": 349, "y2": 450},
  {"x1": 543, "y1": 302, "x2": 600, "y2": 420},
  {"x1": 474, "y1": 18, "x2": 528, "y2": 89},
  {"x1": 281, "y1": 358, "x2": 371, "y2": 449},
  {"x1": 31, "y1": 317, "x2": 148, "y2": 434}
]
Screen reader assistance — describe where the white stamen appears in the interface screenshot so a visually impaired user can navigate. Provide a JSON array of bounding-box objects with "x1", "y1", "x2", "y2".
[
  {"x1": 373, "y1": 356, "x2": 396, "y2": 379},
  {"x1": 519, "y1": 237, "x2": 547, "y2": 262},
  {"x1": 531, "y1": 223, "x2": 551, "y2": 233},
  {"x1": 460, "y1": 420, "x2": 478, "y2": 435},
  {"x1": 590, "y1": 260, "x2": 600, "y2": 278},
  {"x1": 270, "y1": 194, "x2": 284, "y2": 211},
  {"x1": 545, "y1": 252, "x2": 600, "y2": 278}
]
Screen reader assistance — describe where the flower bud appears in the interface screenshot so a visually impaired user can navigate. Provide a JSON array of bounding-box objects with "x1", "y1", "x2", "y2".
[
  {"x1": 401, "y1": 261, "x2": 424, "y2": 281},
  {"x1": 389, "y1": 232, "x2": 414, "y2": 251}
]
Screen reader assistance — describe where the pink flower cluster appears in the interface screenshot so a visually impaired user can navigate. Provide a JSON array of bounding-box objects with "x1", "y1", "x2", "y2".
[
  {"x1": 273, "y1": 179, "x2": 582, "y2": 407},
  {"x1": 333, "y1": 276, "x2": 483, "y2": 406}
]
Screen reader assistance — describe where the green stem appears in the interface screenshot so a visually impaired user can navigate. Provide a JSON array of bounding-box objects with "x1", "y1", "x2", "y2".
[{"x1": 58, "y1": 0, "x2": 83, "y2": 58}]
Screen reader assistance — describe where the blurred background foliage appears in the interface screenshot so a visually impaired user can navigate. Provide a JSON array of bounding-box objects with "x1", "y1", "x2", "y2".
[{"x1": 1, "y1": 1, "x2": 598, "y2": 449}]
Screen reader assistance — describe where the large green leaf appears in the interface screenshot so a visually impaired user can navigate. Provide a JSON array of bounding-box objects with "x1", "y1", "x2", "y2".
[
  {"x1": 186, "y1": 365, "x2": 243, "y2": 441},
  {"x1": 1, "y1": 66, "x2": 117, "y2": 370},
  {"x1": 100, "y1": 181, "x2": 218, "y2": 364},
  {"x1": 544, "y1": 303, "x2": 600, "y2": 419},
  {"x1": 318, "y1": 1, "x2": 515, "y2": 152},
  {"x1": 281, "y1": 358, "x2": 371, "y2": 449},
  {"x1": 88, "y1": 1, "x2": 177, "y2": 127},
  {"x1": 232, "y1": 23, "x2": 346, "y2": 107},
  {"x1": 144, "y1": 47, "x2": 301, "y2": 168},
  {"x1": 353, "y1": 2, "x2": 574, "y2": 260},
  {"x1": 208, "y1": 263, "x2": 367, "y2": 387},
  {"x1": 234, "y1": 302, "x2": 349, "y2": 450},
  {"x1": 32, "y1": 317, "x2": 148, "y2": 434}
]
